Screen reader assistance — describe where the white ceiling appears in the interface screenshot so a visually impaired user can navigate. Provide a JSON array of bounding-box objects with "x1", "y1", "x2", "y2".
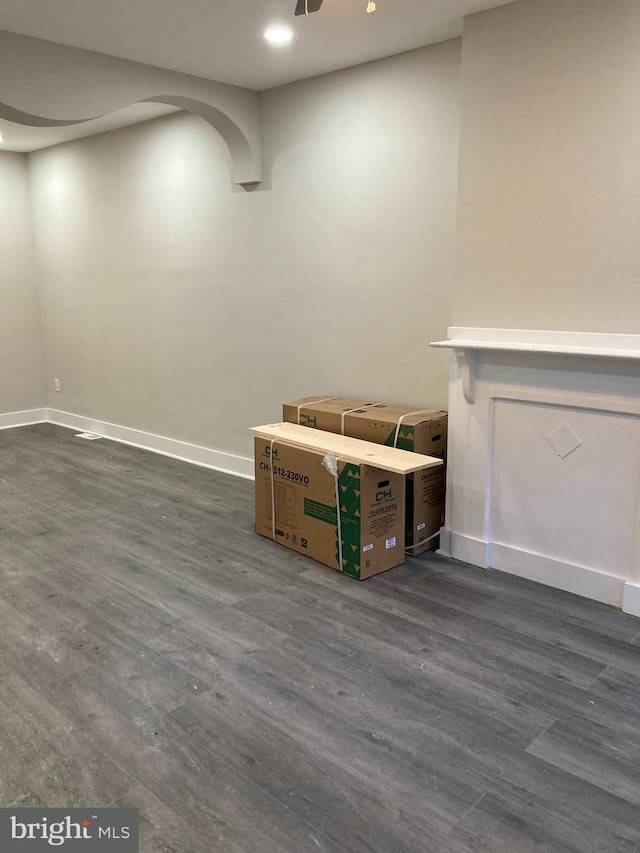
[
  {"x1": 0, "y1": 0, "x2": 517, "y2": 90},
  {"x1": 0, "y1": 0, "x2": 517, "y2": 152}
]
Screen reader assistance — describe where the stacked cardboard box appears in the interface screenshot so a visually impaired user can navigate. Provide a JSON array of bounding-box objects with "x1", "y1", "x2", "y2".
[{"x1": 282, "y1": 396, "x2": 447, "y2": 554}]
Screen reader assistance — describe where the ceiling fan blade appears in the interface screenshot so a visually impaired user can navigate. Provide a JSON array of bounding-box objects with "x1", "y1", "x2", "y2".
[{"x1": 295, "y1": 0, "x2": 324, "y2": 15}]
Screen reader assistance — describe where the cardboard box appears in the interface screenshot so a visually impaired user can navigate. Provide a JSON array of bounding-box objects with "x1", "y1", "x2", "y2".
[
  {"x1": 282, "y1": 396, "x2": 447, "y2": 459},
  {"x1": 254, "y1": 435, "x2": 406, "y2": 579},
  {"x1": 282, "y1": 397, "x2": 377, "y2": 436},
  {"x1": 282, "y1": 396, "x2": 447, "y2": 554}
]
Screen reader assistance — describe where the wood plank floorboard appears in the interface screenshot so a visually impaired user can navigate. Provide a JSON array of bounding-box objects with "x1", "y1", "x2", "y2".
[{"x1": 1, "y1": 422, "x2": 639, "y2": 852}]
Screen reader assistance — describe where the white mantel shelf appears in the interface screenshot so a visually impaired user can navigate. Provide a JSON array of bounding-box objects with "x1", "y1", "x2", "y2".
[
  {"x1": 431, "y1": 327, "x2": 640, "y2": 359},
  {"x1": 431, "y1": 339, "x2": 640, "y2": 359},
  {"x1": 430, "y1": 328, "x2": 640, "y2": 404}
]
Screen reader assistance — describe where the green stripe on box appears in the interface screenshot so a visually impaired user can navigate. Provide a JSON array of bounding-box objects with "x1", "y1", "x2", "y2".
[
  {"x1": 405, "y1": 473, "x2": 415, "y2": 547},
  {"x1": 383, "y1": 424, "x2": 415, "y2": 451},
  {"x1": 336, "y1": 463, "x2": 361, "y2": 578}
]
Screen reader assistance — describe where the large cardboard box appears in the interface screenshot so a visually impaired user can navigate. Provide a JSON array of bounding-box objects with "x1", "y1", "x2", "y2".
[
  {"x1": 282, "y1": 396, "x2": 447, "y2": 554},
  {"x1": 254, "y1": 435, "x2": 406, "y2": 579},
  {"x1": 282, "y1": 396, "x2": 447, "y2": 459}
]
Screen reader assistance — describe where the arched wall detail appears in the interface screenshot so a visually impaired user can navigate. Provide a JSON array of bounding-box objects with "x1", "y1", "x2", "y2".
[{"x1": 0, "y1": 30, "x2": 262, "y2": 186}]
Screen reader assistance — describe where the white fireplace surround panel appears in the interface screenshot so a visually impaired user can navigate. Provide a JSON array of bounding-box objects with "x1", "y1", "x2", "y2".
[{"x1": 431, "y1": 328, "x2": 640, "y2": 617}]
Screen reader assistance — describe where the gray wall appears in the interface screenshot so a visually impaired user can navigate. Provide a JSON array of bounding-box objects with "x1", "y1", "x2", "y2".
[
  {"x1": 0, "y1": 152, "x2": 45, "y2": 414},
  {"x1": 453, "y1": 0, "x2": 640, "y2": 332},
  {"x1": 29, "y1": 41, "x2": 461, "y2": 458},
  {"x1": 17, "y1": 0, "x2": 639, "y2": 460}
]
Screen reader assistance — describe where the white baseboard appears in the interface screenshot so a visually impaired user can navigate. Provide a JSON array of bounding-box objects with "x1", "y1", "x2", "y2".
[
  {"x1": 0, "y1": 408, "x2": 48, "y2": 430},
  {"x1": 46, "y1": 408, "x2": 254, "y2": 480},
  {"x1": 490, "y1": 542, "x2": 625, "y2": 608},
  {"x1": 441, "y1": 531, "x2": 627, "y2": 609},
  {"x1": 622, "y1": 582, "x2": 640, "y2": 618},
  {"x1": 446, "y1": 531, "x2": 492, "y2": 568}
]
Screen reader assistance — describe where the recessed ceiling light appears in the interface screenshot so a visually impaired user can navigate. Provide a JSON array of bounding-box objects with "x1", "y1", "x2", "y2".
[
  {"x1": 263, "y1": 25, "x2": 294, "y2": 46},
  {"x1": 0, "y1": 133, "x2": 3, "y2": 143}
]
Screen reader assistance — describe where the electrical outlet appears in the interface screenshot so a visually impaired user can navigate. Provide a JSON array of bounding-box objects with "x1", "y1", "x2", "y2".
[{"x1": 54, "y1": 378, "x2": 60, "y2": 392}]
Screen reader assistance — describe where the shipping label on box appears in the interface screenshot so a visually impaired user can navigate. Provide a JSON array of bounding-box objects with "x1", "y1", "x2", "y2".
[{"x1": 254, "y1": 437, "x2": 405, "y2": 579}]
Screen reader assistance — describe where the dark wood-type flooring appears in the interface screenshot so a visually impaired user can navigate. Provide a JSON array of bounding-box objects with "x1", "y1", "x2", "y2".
[{"x1": 1, "y1": 423, "x2": 639, "y2": 852}]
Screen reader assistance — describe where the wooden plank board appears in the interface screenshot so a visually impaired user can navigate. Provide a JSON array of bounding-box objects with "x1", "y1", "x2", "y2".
[{"x1": 250, "y1": 422, "x2": 443, "y2": 474}]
